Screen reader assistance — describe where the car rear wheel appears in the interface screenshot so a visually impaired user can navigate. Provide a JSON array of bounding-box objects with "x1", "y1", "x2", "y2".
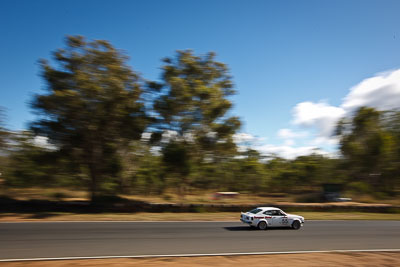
[
  {"x1": 292, "y1": 220, "x2": 301, "y2": 230},
  {"x1": 258, "y1": 221, "x2": 267, "y2": 230}
]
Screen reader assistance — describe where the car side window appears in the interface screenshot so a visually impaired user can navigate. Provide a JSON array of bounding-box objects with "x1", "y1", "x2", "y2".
[
  {"x1": 269, "y1": 210, "x2": 278, "y2": 216},
  {"x1": 263, "y1": 210, "x2": 273, "y2": 216},
  {"x1": 248, "y1": 208, "x2": 262, "y2": 214},
  {"x1": 269, "y1": 210, "x2": 284, "y2": 216}
]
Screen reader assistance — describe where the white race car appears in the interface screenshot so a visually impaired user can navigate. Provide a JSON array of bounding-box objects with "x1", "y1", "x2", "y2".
[{"x1": 240, "y1": 207, "x2": 304, "y2": 230}]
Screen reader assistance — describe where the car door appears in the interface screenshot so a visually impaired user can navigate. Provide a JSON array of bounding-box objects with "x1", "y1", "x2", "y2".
[
  {"x1": 262, "y1": 210, "x2": 274, "y2": 226},
  {"x1": 271, "y1": 210, "x2": 289, "y2": 227}
]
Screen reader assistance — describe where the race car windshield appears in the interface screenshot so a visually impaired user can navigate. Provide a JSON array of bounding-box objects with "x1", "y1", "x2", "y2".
[{"x1": 248, "y1": 208, "x2": 262, "y2": 214}]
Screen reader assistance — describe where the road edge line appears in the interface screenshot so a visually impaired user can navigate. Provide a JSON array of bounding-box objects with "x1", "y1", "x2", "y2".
[{"x1": 1, "y1": 249, "x2": 400, "y2": 262}]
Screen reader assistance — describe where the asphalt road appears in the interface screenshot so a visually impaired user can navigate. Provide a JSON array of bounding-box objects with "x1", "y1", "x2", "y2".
[{"x1": 1, "y1": 221, "x2": 399, "y2": 260}]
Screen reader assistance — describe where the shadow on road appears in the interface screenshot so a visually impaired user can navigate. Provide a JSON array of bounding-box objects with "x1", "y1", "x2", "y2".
[
  {"x1": 224, "y1": 226, "x2": 293, "y2": 231},
  {"x1": 224, "y1": 226, "x2": 256, "y2": 231}
]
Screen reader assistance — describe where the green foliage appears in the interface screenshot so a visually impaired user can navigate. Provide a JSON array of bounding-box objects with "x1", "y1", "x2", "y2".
[
  {"x1": 4, "y1": 131, "x2": 78, "y2": 187},
  {"x1": 30, "y1": 36, "x2": 147, "y2": 200},
  {"x1": 2, "y1": 36, "x2": 399, "y2": 202},
  {"x1": 0, "y1": 107, "x2": 9, "y2": 151},
  {"x1": 347, "y1": 181, "x2": 372, "y2": 194},
  {"x1": 149, "y1": 50, "x2": 241, "y2": 197},
  {"x1": 337, "y1": 107, "x2": 400, "y2": 195},
  {"x1": 162, "y1": 142, "x2": 191, "y2": 177},
  {"x1": 228, "y1": 150, "x2": 269, "y2": 193},
  {"x1": 130, "y1": 146, "x2": 164, "y2": 195}
]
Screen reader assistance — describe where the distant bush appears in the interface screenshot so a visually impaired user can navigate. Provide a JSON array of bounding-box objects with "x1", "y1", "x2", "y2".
[
  {"x1": 46, "y1": 192, "x2": 67, "y2": 200},
  {"x1": 294, "y1": 193, "x2": 323, "y2": 203},
  {"x1": 347, "y1": 181, "x2": 372, "y2": 194}
]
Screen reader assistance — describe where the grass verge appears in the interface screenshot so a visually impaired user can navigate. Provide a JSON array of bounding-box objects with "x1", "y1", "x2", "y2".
[{"x1": 1, "y1": 211, "x2": 400, "y2": 222}]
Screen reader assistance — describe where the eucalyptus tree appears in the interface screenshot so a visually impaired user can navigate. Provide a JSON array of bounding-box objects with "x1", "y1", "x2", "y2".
[
  {"x1": 336, "y1": 107, "x2": 398, "y2": 194},
  {"x1": 149, "y1": 50, "x2": 241, "y2": 196},
  {"x1": 31, "y1": 36, "x2": 147, "y2": 200},
  {"x1": 0, "y1": 107, "x2": 8, "y2": 151}
]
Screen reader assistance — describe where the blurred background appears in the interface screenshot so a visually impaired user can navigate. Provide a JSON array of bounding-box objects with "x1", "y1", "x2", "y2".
[{"x1": 0, "y1": 0, "x2": 399, "y2": 209}]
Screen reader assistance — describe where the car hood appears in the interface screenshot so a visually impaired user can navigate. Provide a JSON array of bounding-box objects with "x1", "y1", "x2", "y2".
[{"x1": 286, "y1": 213, "x2": 304, "y2": 220}]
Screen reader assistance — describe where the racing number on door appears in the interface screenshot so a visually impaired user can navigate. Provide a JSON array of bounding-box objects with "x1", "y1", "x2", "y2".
[{"x1": 281, "y1": 217, "x2": 288, "y2": 225}]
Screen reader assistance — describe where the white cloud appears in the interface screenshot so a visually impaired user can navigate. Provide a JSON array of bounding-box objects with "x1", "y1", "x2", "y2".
[
  {"x1": 183, "y1": 132, "x2": 195, "y2": 143},
  {"x1": 32, "y1": 136, "x2": 57, "y2": 150},
  {"x1": 233, "y1": 132, "x2": 264, "y2": 144},
  {"x1": 161, "y1": 130, "x2": 178, "y2": 143},
  {"x1": 233, "y1": 132, "x2": 332, "y2": 159},
  {"x1": 290, "y1": 69, "x2": 400, "y2": 145},
  {"x1": 158, "y1": 130, "x2": 196, "y2": 143},
  {"x1": 141, "y1": 132, "x2": 152, "y2": 141},
  {"x1": 342, "y1": 69, "x2": 400, "y2": 112},
  {"x1": 233, "y1": 132, "x2": 262, "y2": 153},
  {"x1": 277, "y1": 128, "x2": 307, "y2": 139},
  {"x1": 144, "y1": 69, "x2": 400, "y2": 160},
  {"x1": 310, "y1": 136, "x2": 339, "y2": 146},
  {"x1": 292, "y1": 101, "x2": 345, "y2": 138},
  {"x1": 287, "y1": 68, "x2": 400, "y2": 148},
  {"x1": 284, "y1": 139, "x2": 295, "y2": 146},
  {"x1": 257, "y1": 144, "x2": 329, "y2": 160}
]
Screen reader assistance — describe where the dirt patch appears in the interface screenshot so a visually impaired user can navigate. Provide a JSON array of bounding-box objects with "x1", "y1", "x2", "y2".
[{"x1": 0, "y1": 252, "x2": 399, "y2": 267}]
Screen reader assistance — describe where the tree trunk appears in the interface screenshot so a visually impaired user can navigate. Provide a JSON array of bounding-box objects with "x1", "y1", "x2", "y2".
[
  {"x1": 86, "y1": 138, "x2": 103, "y2": 202},
  {"x1": 89, "y1": 163, "x2": 97, "y2": 202},
  {"x1": 179, "y1": 175, "x2": 187, "y2": 202},
  {"x1": 88, "y1": 162, "x2": 99, "y2": 202}
]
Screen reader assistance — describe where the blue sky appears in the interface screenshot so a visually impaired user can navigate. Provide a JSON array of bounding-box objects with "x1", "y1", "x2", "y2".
[{"x1": 1, "y1": 0, "x2": 400, "y2": 158}]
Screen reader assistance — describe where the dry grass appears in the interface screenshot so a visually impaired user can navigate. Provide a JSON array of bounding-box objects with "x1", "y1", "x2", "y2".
[
  {"x1": 123, "y1": 192, "x2": 291, "y2": 205},
  {"x1": 0, "y1": 252, "x2": 399, "y2": 266},
  {"x1": 1, "y1": 211, "x2": 400, "y2": 222},
  {"x1": 2, "y1": 187, "x2": 290, "y2": 204},
  {"x1": 3, "y1": 187, "x2": 399, "y2": 205},
  {"x1": 1, "y1": 187, "x2": 88, "y2": 201}
]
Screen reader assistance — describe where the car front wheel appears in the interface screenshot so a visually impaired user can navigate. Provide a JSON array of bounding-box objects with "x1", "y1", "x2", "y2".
[
  {"x1": 292, "y1": 220, "x2": 301, "y2": 230},
  {"x1": 258, "y1": 221, "x2": 267, "y2": 230}
]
